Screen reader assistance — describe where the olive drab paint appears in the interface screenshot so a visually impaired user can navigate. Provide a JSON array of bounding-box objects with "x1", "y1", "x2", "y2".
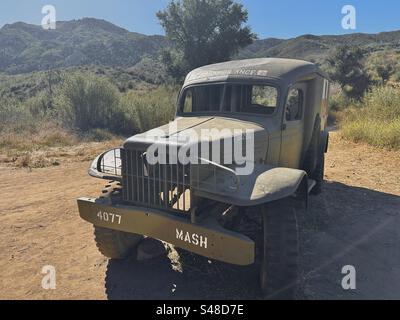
[{"x1": 78, "y1": 58, "x2": 330, "y2": 266}]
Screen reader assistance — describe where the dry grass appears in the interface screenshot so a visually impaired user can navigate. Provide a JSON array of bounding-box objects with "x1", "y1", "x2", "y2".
[
  {"x1": 340, "y1": 85, "x2": 400, "y2": 150},
  {"x1": 0, "y1": 123, "x2": 122, "y2": 169},
  {"x1": 341, "y1": 119, "x2": 400, "y2": 149},
  {"x1": 1, "y1": 140, "x2": 122, "y2": 169},
  {"x1": 0, "y1": 123, "x2": 78, "y2": 152}
]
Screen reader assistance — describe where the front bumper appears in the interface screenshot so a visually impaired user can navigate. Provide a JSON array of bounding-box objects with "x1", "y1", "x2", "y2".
[{"x1": 77, "y1": 197, "x2": 255, "y2": 266}]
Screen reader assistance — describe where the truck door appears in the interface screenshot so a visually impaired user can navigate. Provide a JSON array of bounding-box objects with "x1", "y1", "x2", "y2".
[{"x1": 279, "y1": 83, "x2": 307, "y2": 169}]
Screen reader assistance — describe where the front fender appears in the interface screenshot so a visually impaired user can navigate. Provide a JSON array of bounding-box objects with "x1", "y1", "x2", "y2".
[{"x1": 193, "y1": 165, "x2": 308, "y2": 206}]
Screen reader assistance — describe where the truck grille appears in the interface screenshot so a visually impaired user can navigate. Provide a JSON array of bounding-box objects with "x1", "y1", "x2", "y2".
[{"x1": 121, "y1": 149, "x2": 191, "y2": 213}]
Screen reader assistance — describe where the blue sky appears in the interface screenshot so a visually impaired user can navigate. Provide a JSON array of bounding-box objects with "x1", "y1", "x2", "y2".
[{"x1": 0, "y1": 0, "x2": 399, "y2": 39}]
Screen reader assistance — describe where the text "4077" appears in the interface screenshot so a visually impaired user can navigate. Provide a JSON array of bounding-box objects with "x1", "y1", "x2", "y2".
[{"x1": 97, "y1": 211, "x2": 122, "y2": 225}]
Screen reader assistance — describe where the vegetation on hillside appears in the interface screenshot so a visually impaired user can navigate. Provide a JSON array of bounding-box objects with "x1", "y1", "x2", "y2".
[
  {"x1": 0, "y1": 71, "x2": 178, "y2": 154},
  {"x1": 1, "y1": 16, "x2": 400, "y2": 80},
  {"x1": 1, "y1": 14, "x2": 400, "y2": 159},
  {"x1": 0, "y1": 18, "x2": 168, "y2": 74}
]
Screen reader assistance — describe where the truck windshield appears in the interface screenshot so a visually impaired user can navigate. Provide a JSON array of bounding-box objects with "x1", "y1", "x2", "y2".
[{"x1": 180, "y1": 84, "x2": 278, "y2": 115}]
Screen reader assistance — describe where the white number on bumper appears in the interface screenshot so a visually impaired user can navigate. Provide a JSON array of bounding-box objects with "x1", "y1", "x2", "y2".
[{"x1": 97, "y1": 211, "x2": 122, "y2": 225}]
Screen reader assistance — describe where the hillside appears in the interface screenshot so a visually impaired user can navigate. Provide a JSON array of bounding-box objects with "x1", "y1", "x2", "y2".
[
  {"x1": 239, "y1": 31, "x2": 400, "y2": 67},
  {"x1": 0, "y1": 18, "x2": 168, "y2": 74},
  {"x1": 1, "y1": 18, "x2": 400, "y2": 76}
]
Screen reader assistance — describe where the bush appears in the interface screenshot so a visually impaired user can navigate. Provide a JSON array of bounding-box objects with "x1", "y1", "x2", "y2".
[
  {"x1": 0, "y1": 71, "x2": 180, "y2": 153},
  {"x1": 341, "y1": 86, "x2": 400, "y2": 149},
  {"x1": 58, "y1": 74, "x2": 122, "y2": 132},
  {"x1": 119, "y1": 86, "x2": 178, "y2": 133},
  {"x1": 25, "y1": 91, "x2": 53, "y2": 117},
  {"x1": 362, "y1": 85, "x2": 400, "y2": 120},
  {"x1": 395, "y1": 71, "x2": 400, "y2": 82},
  {"x1": 0, "y1": 97, "x2": 37, "y2": 133},
  {"x1": 57, "y1": 75, "x2": 178, "y2": 136},
  {"x1": 328, "y1": 91, "x2": 354, "y2": 125}
]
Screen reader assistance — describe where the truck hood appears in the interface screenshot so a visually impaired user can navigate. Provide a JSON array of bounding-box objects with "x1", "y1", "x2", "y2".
[{"x1": 124, "y1": 117, "x2": 269, "y2": 163}]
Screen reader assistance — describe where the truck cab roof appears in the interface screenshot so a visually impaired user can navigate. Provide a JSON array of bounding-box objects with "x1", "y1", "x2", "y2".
[{"x1": 184, "y1": 58, "x2": 329, "y2": 86}]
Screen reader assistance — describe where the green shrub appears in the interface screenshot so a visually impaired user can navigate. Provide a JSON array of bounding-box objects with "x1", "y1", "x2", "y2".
[
  {"x1": 328, "y1": 91, "x2": 353, "y2": 125},
  {"x1": 25, "y1": 91, "x2": 57, "y2": 117},
  {"x1": 329, "y1": 91, "x2": 352, "y2": 112},
  {"x1": 58, "y1": 74, "x2": 121, "y2": 132},
  {"x1": 56, "y1": 75, "x2": 178, "y2": 136},
  {"x1": 341, "y1": 85, "x2": 400, "y2": 149},
  {"x1": 0, "y1": 97, "x2": 37, "y2": 133},
  {"x1": 395, "y1": 71, "x2": 400, "y2": 82},
  {"x1": 119, "y1": 86, "x2": 178, "y2": 133},
  {"x1": 0, "y1": 71, "x2": 180, "y2": 152},
  {"x1": 361, "y1": 85, "x2": 400, "y2": 120}
]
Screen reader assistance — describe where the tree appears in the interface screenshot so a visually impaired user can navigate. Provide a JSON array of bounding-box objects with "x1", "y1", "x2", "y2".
[
  {"x1": 328, "y1": 45, "x2": 371, "y2": 100},
  {"x1": 157, "y1": 0, "x2": 256, "y2": 81}
]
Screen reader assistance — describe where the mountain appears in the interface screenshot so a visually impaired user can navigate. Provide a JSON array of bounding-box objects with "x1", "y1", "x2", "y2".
[
  {"x1": 0, "y1": 18, "x2": 168, "y2": 74},
  {"x1": 1, "y1": 18, "x2": 399, "y2": 75},
  {"x1": 239, "y1": 31, "x2": 400, "y2": 66}
]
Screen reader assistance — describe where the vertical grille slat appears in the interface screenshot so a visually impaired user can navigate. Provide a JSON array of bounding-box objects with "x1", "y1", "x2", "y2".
[
  {"x1": 130, "y1": 150, "x2": 134, "y2": 202},
  {"x1": 122, "y1": 148, "x2": 191, "y2": 214},
  {"x1": 176, "y1": 163, "x2": 180, "y2": 211},
  {"x1": 141, "y1": 152, "x2": 145, "y2": 204},
  {"x1": 164, "y1": 164, "x2": 168, "y2": 208},
  {"x1": 153, "y1": 164, "x2": 156, "y2": 206},
  {"x1": 158, "y1": 162, "x2": 162, "y2": 207},
  {"x1": 182, "y1": 164, "x2": 186, "y2": 211}
]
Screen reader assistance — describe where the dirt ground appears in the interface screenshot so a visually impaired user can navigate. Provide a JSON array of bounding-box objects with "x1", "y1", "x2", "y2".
[{"x1": 0, "y1": 132, "x2": 399, "y2": 300}]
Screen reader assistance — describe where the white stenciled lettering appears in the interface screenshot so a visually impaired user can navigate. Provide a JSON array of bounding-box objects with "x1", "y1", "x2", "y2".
[{"x1": 176, "y1": 229, "x2": 208, "y2": 249}]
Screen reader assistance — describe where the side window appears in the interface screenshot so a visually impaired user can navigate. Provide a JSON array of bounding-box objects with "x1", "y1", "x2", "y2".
[
  {"x1": 251, "y1": 86, "x2": 278, "y2": 108},
  {"x1": 285, "y1": 88, "x2": 304, "y2": 121},
  {"x1": 242, "y1": 85, "x2": 278, "y2": 115}
]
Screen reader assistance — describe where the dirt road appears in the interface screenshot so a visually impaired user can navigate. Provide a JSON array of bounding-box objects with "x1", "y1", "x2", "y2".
[{"x1": 0, "y1": 133, "x2": 399, "y2": 300}]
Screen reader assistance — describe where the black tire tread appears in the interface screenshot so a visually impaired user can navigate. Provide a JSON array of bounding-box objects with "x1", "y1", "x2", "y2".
[
  {"x1": 93, "y1": 182, "x2": 143, "y2": 259},
  {"x1": 303, "y1": 118, "x2": 325, "y2": 196},
  {"x1": 260, "y1": 199, "x2": 300, "y2": 300},
  {"x1": 94, "y1": 226, "x2": 142, "y2": 259}
]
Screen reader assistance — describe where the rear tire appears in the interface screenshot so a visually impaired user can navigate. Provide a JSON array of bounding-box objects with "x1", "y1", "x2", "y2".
[
  {"x1": 310, "y1": 152, "x2": 325, "y2": 195},
  {"x1": 259, "y1": 199, "x2": 299, "y2": 300},
  {"x1": 303, "y1": 118, "x2": 325, "y2": 195},
  {"x1": 94, "y1": 182, "x2": 143, "y2": 259}
]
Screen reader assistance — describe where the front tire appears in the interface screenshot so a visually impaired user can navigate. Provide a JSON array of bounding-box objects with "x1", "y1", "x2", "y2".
[
  {"x1": 259, "y1": 199, "x2": 299, "y2": 299},
  {"x1": 94, "y1": 182, "x2": 143, "y2": 259},
  {"x1": 94, "y1": 227, "x2": 142, "y2": 259}
]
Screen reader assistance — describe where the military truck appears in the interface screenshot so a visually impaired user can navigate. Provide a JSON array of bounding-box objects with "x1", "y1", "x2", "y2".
[{"x1": 77, "y1": 58, "x2": 330, "y2": 299}]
